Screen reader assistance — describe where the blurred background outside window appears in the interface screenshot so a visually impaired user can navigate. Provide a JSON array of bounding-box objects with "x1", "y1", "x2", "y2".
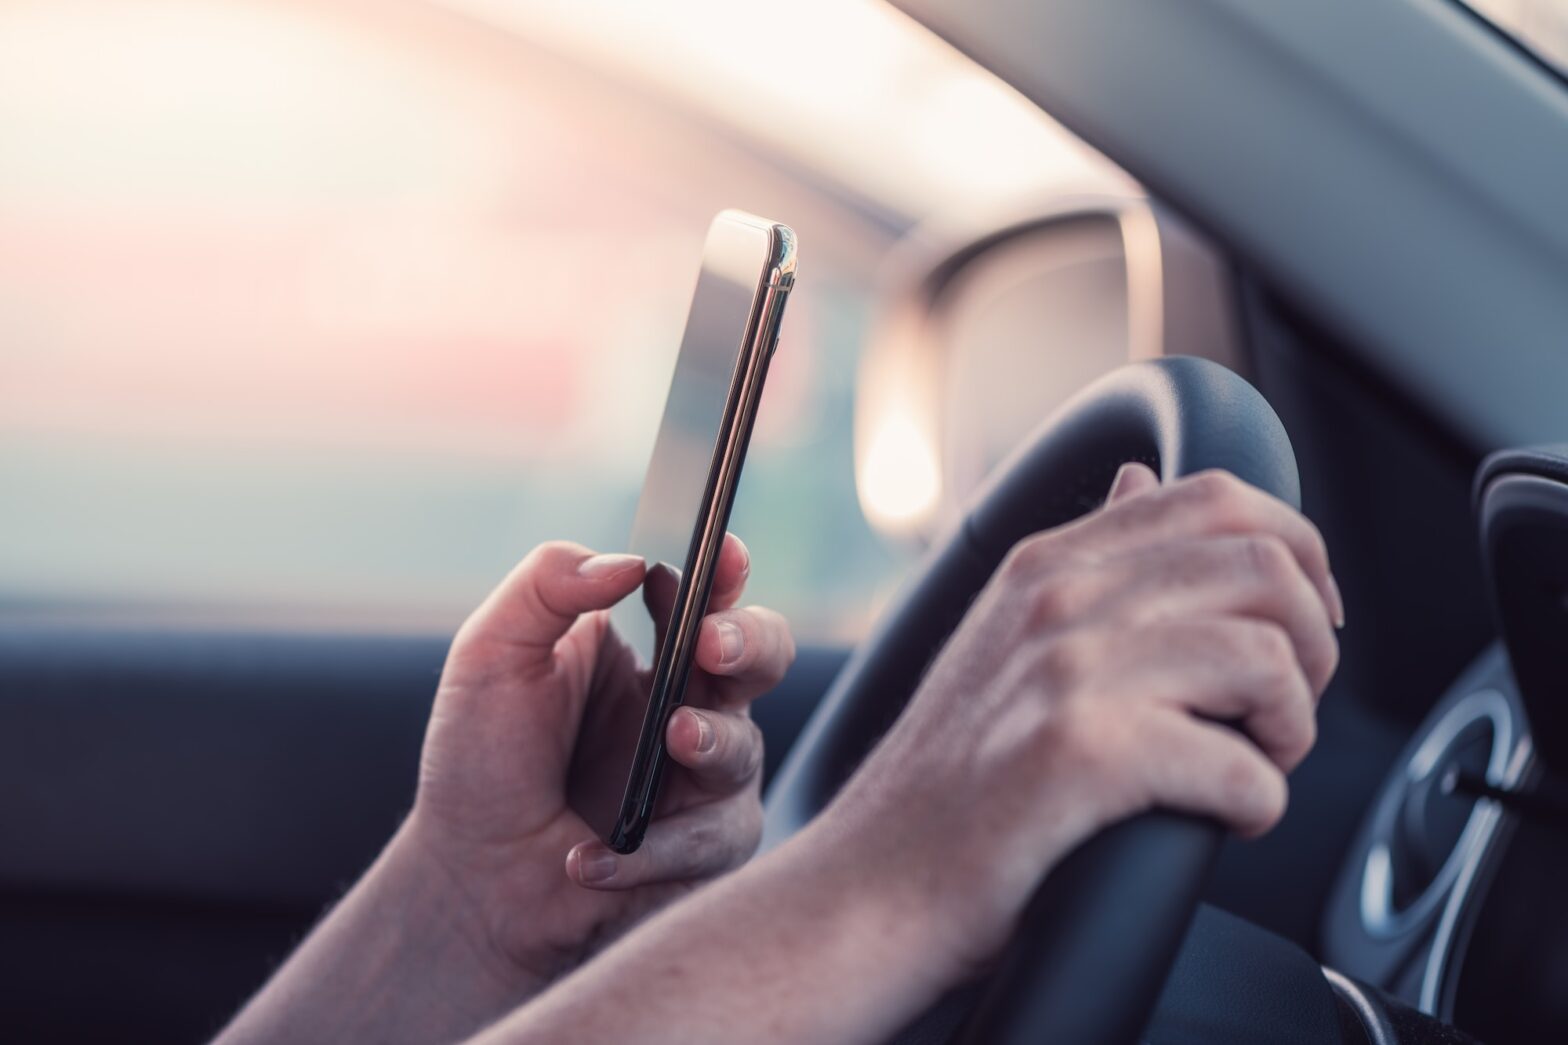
[
  {"x1": 1458, "y1": 0, "x2": 1568, "y2": 74},
  {"x1": 0, "y1": 0, "x2": 1114, "y2": 640}
]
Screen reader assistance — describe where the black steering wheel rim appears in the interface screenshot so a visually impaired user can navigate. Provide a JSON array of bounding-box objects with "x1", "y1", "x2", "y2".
[{"x1": 762, "y1": 357, "x2": 1300, "y2": 1044}]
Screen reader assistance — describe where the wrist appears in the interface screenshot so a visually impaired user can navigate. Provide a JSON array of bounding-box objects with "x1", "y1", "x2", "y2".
[
  {"x1": 382, "y1": 817, "x2": 555, "y2": 1004},
  {"x1": 476, "y1": 821, "x2": 981, "y2": 1045},
  {"x1": 215, "y1": 818, "x2": 544, "y2": 1045},
  {"x1": 809, "y1": 773, "x2": 1086, "y2": 983},
  {"x1": 778, "y1": 810, "x2": 981, "y2": 998}
]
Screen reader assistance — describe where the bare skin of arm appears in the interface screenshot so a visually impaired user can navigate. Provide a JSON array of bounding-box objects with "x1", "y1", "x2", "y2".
[
  {"x1": 216, "y1": 534, "x2": 794, "y2": 1044},
  {"x1": 470, "y1": 465, "x2": 1344, "y2": 1044}
]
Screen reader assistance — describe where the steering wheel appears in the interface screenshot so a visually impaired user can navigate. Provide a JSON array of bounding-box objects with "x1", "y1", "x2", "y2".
[{"x1": 761, "y1": 356, "x2": 1300, "y2": 1044}]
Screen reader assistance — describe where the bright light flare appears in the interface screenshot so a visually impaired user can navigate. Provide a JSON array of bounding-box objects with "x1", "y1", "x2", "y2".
[{"x1": 858, "y1": 412, "x2": 941, "y2": 534}]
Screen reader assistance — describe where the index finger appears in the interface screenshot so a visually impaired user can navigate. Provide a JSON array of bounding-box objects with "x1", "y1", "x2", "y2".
[{"x1": 707, "y1": 533, "x2": 751, "y2": 612}]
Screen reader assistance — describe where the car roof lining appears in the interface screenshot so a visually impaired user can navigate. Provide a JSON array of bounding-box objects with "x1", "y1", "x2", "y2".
[{"x1": 893, "y1": 0, "x2": 1568, "y2": 453}]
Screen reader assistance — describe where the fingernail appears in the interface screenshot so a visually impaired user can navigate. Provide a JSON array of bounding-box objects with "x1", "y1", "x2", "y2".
[
  {"x1": 576, "y1": 847, "x2": 618, "y2": 884},
  {"x1": 714, "y1": 619, "x2": 744, "y2": 666},
  {"x1": 579, "y1": 553, "x2": 642, "y2": 580},
  {"x1": 1327, "y1": 574, "x2": 1346, "y2": 629},
  {"x1": 689, "y1": 709, "x2": 716, "y2": 753}
]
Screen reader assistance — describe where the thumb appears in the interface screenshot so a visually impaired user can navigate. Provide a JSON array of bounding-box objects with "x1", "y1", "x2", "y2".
[
  {"x1": 456, "y1": 541, "x2": 645, "y2": 668},
  {"x1": 1106, "y1": 461, "x2": 1160, "y2": 504}
]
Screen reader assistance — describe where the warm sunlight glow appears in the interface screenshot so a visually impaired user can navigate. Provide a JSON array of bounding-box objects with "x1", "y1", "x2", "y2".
[
  {"x1": 3, "y1": 0, "x2": 1094, "y2": 626},
  {"x1": 436, "y1": 0, "x2": 1116, "y2": 215},
  {"x1": 858, "y1": 412, "x2": 942, "y2": 534}
]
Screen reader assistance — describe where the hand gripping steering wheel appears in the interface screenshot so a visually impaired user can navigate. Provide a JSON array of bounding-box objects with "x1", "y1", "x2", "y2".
[{"x1": 761, "y1": 357, "x2": 1300, "y2": 1044}]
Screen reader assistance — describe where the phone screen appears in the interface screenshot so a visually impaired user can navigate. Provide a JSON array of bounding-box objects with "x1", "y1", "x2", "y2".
[
  {"x1": 609, "y1": 222, "x2": 770, "y2": 666},
  {"x1": 606, "y1": 212, "x2": 794, "y2": 853}
]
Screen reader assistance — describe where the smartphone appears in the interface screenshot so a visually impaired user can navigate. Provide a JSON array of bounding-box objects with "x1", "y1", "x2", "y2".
[{"x1": 606, "y1": 211, "x2": 797, "y2": 854}]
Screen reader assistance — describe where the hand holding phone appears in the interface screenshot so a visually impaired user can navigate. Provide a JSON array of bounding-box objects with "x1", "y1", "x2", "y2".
[{"x1": 607, "y1": 211, "x2": 796, "y2": 854}]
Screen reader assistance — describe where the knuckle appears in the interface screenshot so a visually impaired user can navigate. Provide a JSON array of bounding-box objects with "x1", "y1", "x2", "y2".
[
  {"x1": 1288, "y1": 712, "x2": 1320, "y2": 768},
  {"x1": 1222, "y1": 754, "x2": 1286, "y2": 830},
  {"x1": 1187, "y1": 471, "x2": 1265, "y2": 534},
  {"x1": 1257, "y1": 769, "x2": 1290, "y2": 828},
  {"x1": 1029, "y1": 568, "x2": 1088, "y2": 627},
  {"x1": 1271, "y1": 674, "x2": 1319, "y2": 769},
  {"x1": 1219, "y1": 750, "x2": 1266, "y2": 806},
  {"x1": 739, "y1": 718, "x2": 766, "y2": 780},
  {"x1": 1240, "y1": 533, "x2": 1294, "y2": 581},
  {"x1": 1248, "y1": 622, "x2": 1299, "y2": 682},
  {"x1": 523, "y1": 540, "x2": 583, "y2": 572},
  {"x1": 1001, "y1": 535, "x2": 1047, "y2": 580},
  {"x1": 1188, "y1": 469, "x2": 1247, "y2": 515},
  {"x1": 1261, "y1": 705, "x2": 1316, "y2": 776},
  {"x1": 516, "y1": 543, "x2": 552, "y2": 572}
]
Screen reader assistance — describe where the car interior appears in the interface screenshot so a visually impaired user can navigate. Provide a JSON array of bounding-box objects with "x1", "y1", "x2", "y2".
[{"x1": 3, "y1": 0, "x2": 1567, "y2": 1042}]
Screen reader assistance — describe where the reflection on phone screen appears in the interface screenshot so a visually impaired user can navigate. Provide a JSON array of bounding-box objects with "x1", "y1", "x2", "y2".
[{"x1": 608, "y1": 219, "x2": 764, "y2": 665}]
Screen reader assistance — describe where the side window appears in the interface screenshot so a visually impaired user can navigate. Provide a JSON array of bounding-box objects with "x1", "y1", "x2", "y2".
[
  {"x1": 0, "y1": 0, "x2": 1114, "y2": 641},
  {"x1": 1455, "y1": 0, "x2": 1568, "y2": 74},
  {"x1": 0, "y1": 1, "x2": 900, "y2": 638}
]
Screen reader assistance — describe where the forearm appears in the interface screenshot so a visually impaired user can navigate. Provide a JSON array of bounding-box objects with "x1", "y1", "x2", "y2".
[
  {"x1": 469, "y1": 816, "x2": 957, "y2": 1045},
  {"x1": 215, "y1": 821, "x2": 541, "y2": 1045}
]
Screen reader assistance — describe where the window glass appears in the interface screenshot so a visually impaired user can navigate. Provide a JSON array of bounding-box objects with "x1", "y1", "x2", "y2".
[
  {"x1": 0, "y1": 0, "x2": 1106, "y2": 640},
  {"x1": 1456, "y1": 0, "x2": 1568, "y2": 74}
]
